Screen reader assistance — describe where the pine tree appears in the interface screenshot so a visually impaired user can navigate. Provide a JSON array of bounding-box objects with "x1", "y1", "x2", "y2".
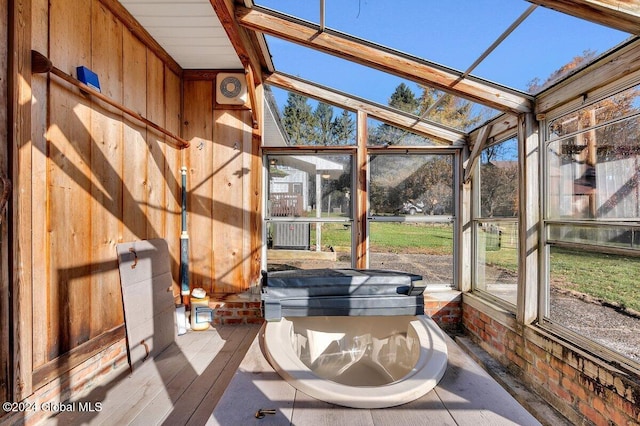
[
  {"x1": 389, "y1": 83, "x2": 419, "y2": 114},
  {"x1": 313, "y1": 102, "x2": 334, "y2": 145},
  {"x1": 282, "y1": 92, "x2": 316, "y2": 145},
  {"x1": 332, "y1": 110, "x2": 356, "y2": 145}
]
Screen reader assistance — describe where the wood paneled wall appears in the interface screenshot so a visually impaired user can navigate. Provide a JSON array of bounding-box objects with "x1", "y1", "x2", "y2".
[
  {"x1": 28, "y1": 0, "x2": 184, "y2": 382},
  {"x1": 16, "y1": 0, "x2": 262, "y2": 392},
  {"x1": 182, "y1": 79, "x2": 258, "y2": 295}
]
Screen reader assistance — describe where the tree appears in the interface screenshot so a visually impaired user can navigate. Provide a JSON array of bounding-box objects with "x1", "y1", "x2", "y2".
[
  {"x1": 282, "y1": 92, "x2": 316, "y2": 144},
  {"x1": 527, "y1": 50, "x2": 597, "y2": 94},
  {"x1": 417, "y1": 87, "x2": 482, "y2": 131},
  {"x1": 389, "y1": 83, "x2": 419, "y2": 113},
  {"x1": 313, "y1": 102, "x2": 334, "y2": 145},
  {"x1": 332, "y1": 109, "x2": 356, "y2": 145}
]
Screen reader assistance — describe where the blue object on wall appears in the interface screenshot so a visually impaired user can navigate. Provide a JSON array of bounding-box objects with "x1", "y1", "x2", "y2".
[{"x1": 76, "y1": 66, "x2": 101, "y2": 92}]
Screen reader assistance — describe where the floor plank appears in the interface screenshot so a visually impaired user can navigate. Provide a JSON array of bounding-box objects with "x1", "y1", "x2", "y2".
[
  {"x1": 186, "y1": 325, "x2": 260, "y2": 425},
  {"x1": 206, "y1": 332, "x2": 296, "y2": 426},
  {"x1": 434, "y1": 334, "x2": 541, "y2": 426},
  {"x1": 212, "y1": 326, "x2": 542, "y2": 426}
]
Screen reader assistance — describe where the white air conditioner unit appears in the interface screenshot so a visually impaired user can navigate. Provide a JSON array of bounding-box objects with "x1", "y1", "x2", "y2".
[{"x1": 216, "y1": 72, "x2": 247, "y2": 105}]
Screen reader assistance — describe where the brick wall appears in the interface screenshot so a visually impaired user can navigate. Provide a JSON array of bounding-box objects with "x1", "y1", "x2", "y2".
[
  {"x1": 209, "y1": 296, "x2": 264, "y2": 326},
  {"x1": 207, "y1": 291, "x2": 463, "y2": 329},
  {"x1": 0, "y1": 340, "x2": 128, "y2": 426},
  {"x1": 463, "y1": 295, "x2": 640, "y2": 426},
  {"x1": 423, "y1": 291, "x2": 462, "y2": 332}
]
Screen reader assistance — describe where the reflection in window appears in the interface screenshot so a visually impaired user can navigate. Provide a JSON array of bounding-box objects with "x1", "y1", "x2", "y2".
[
  {"x1": 545, "y1": 85, "x2": 640, "y2": 365},
  {"x1": 369, "y1": 154, "x2": 453, "y2": 216},
  {"x1": 479, "y1": 137, "x2": 518, "y2": 217},
  {"x1": 547, "y1": 115, "x2": 640, "y2": 220},
  {"x1": 474, "y1": 137, "x2": 519, "y2": 305},
  {"x1": 263, "y1": 85, "x2": 356, "y2": 147},
  {"x1": 548, "y1": 84, "x2": 640, "y2": 139},
  {"x1": 266, "y1": 154, "x2": 353, "y2": 271}
]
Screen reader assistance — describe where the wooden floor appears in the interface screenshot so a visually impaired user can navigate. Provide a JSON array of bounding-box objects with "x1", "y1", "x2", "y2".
[
  {"x1": 42, "y1": 324, "x2": 261, "y2": 426},
  {"x1": 44, "y1": 323, "x2": 541, "y2": 426}
]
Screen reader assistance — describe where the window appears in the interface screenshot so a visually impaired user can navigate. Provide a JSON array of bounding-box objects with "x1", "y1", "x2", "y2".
[
  {"x1": 544, "y1": 84, "x2": 640, "y2": 364},
  {"x1": 265, "y1": 154, "x2": 353, "y2": 271},
  {"x1": 263, "y1": 85, "x2": 356, "y2": 147},
  {"x1": 369, "y1": 152, "x2": 456, "y2": 287},
  {"x1": 473, "y1": 137, "x2": 519, "y2": 305}
]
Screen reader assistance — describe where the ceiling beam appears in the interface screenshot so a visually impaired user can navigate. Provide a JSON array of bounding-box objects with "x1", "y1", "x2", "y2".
[
  {"x1": 529, "y1": 0, "x2": 640, "y2": 34},
  {"x1": 236, "y1": 6, "x2": 533, "y2": 115},
  {"x1": 265, "y1": 72, "x2": 467, "y2": 145}
]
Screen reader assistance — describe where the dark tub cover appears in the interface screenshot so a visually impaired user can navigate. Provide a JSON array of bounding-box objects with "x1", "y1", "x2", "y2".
[{"x1": 262, "y1": 269, "x2": 426, "y2": 321}]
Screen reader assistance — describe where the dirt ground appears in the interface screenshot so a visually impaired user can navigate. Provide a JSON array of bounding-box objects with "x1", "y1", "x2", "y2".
[{"x1": 268, "y1": 252, "x2": 640, "y2": 364}]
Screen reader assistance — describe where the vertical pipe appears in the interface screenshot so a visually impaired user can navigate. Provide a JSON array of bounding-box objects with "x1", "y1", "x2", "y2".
[{"x1": 180, "y1": 166, "x2": 190, "y2": 301}]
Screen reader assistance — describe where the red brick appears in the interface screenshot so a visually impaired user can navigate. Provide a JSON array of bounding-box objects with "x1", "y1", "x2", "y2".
[
  {"x1": 562, "y1": 376, "x2": 588, "y2": 401},
  {"x1": 549, "y1": 380, "x2": 573, "y2": 404},
  {"x1": 222, "y1": 318, "x2": 244, "y2": 325},
  {"x1": 579, "y1": 401, "x2": 608, "y2": 426}
]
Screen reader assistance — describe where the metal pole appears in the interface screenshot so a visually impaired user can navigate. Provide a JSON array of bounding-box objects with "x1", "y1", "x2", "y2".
[{"x1": 180, "y1": 166, "x2": 190, "y2": 301}]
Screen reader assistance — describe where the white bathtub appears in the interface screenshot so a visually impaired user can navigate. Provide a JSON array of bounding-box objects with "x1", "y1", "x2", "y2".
[{"x1": 262, "y1": 315, "x2": 448, "y2": 409}]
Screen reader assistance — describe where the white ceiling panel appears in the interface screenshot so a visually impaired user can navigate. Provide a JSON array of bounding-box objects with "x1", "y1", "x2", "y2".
[{"x1": 120, "y1": 0, "x2": 243, "y2": 70}]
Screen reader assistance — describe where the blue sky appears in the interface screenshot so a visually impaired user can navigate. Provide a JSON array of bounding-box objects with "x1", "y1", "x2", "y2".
[{"x1": 257, "y1": 0, "x2": 630, "y2": 113}]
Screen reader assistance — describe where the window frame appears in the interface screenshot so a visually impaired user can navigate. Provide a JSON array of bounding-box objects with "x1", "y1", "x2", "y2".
[
  {"x1": 471, "y1": 134, "x2": 520, "y2": 310},
  {"x1": 539, "y1": 79, "x2": 640, "y2": 370}
]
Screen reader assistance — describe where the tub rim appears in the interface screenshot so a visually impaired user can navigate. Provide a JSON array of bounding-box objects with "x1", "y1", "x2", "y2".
[{"x1": 262, "y1": 314, "x2": 448, "y2": 409}]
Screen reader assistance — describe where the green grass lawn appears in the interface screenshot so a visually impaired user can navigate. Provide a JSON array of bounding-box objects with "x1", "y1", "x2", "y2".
[
  {"x1": 550, "y1": 247, "x2": 640, "y2": 313},
  {"x1": 316, "y1": 222, "x2": 640, "y2": 313}
]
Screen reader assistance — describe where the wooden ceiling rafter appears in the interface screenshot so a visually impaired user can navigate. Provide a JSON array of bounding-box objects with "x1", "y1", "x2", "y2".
[
  {"x1": 265, "y1": 72, "x2": 467, "y2": 145},
  {"x1": 236, "y1": 5, "x2": 534, "y2": 115},
  {"x1": 530, "y1": 0, "x2": 640, "y2": 35}
]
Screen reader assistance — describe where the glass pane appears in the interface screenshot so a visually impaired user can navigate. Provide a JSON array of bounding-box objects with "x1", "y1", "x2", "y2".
[
  {"x1": 479, "y1": 137, "x2": 519, "y2": 217},
  {"x1": 367, "y1": 117, "x2": 440, "y2": 147},
  {"x1": 475, "y1": 221, "x2": 518, "y2": 304},
  {"x1": 548, "y1": 84, "x2": 640, "y2": 139},
  {"x1": 266, "y1": 154, "x2": 353, "y2": 219},
  {"x1": 369, "y1": 222, "x2": 454, "y2": 287},
  {"x1": 267, "y1": 222, "x2": 352, "y2": 272},
  {"x1": 548, "y1": 246, "x2": 640, "y2": 363},
  {"x1": 263, "y1": 85, "x2": 356, "y2": 147},
  {"x1": 547, "y1": 115, "x2": 640, "y2": 220},
  {"x1": 548, "y1": 223, "x2": 640, "y2": 250},
  {"x1": 369, "y1": 154, "x2": 454, "y2": 217}
]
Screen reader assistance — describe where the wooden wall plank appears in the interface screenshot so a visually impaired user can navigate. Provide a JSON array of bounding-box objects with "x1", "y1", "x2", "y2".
[
  {"x1": 47, "y1": 0, "x2": 93, "y2": 362},
  {"x1": 122, "y1": 29, "x2": 148, "y2": 241},
  {"x1": 146, "y1": 51, "x2": 166, "y2": 241},
  {"x1": 11, "y1": 0, "x2": 34, "y2": 401},
  {"x1": 212, "y1": 110, "x2": 248, "y2": 293},
  {"x1": 30, "y1": 0, "x2": 50, "y2": 370},
  {"x1": 164, "y1": 68, "x2": 183, "y2": 297},
  {"x1": 0, "y1": 0, "x2": 9, "y2": 403},
  {"x1": 183, "y1": 81, "x2": 214, "y2": 293},
  {"x1": 89, "y1": 0, "x2": 125, "y2": 340}
]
